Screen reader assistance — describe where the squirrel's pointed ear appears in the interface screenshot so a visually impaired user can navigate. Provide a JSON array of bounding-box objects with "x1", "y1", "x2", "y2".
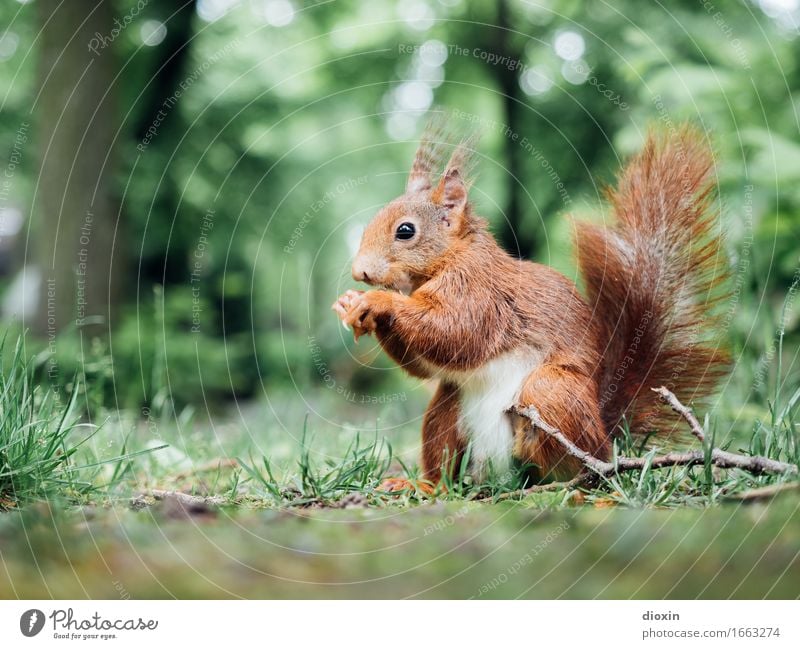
[{"x1": 432, "y1": 168, "x2": 468, "y2": 223}]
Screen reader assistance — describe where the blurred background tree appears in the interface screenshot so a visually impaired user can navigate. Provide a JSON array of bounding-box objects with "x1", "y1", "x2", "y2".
[
  {"x1": 35, "y1": 0, "x2": 124, "y2": 338},
  {"x1": 0, "y1": 0, "x2": 797, "y2": 418}
]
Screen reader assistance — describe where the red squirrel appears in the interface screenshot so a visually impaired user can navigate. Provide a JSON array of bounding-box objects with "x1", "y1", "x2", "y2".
[{"x1": 333, "y1": 121, "x2": 728, "y2": 491}]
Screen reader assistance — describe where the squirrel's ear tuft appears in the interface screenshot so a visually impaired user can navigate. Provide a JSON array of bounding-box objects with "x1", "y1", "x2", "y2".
[
  {"x1": 432, "y1": 168, "x2": 468, "y2": 221},
  {"x1": 406, "y1": 173, "x2": 431, "y2": 194},
  {"x1": 406, "y1": 111, "x2": 480, "y2": 204},
  {"x1": 406, "y1": 111, "x2": 450, "y2": 193}
]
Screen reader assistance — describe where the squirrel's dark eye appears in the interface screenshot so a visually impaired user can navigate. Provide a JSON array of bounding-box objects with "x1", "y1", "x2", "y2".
[{"x1": 395, "y1": 222, "x2": 416, "y2": 241}]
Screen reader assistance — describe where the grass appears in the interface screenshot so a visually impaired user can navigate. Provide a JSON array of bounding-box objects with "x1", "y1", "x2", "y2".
[
  {"x1": 236, "y1": 422, "x2": 394, "y2": 506},
  {"x1": 221, "y1": 378, "x2": 799, "y2": 510},
  {"x1": 0, "y1": 334, "x2": 164, "y2": 509},
  {"x1": 0, "y1": 295, "x2": 797, "y2": 512}
]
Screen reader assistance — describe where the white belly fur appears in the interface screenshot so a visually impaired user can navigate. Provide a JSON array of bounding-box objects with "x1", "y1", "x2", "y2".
[{"x1": 436, "y1": 351, "x2": 543, "y2": 481}]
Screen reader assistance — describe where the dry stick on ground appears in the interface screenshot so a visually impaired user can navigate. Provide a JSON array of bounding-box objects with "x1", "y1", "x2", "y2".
[
  {"x1": 649, "y1": 386, "x2": 798, "y2": 475},
  {"x1": 478, "y1": 476, "x2": 584, "y2": 503},
  {"x1": 651, "y1": 386, "x2": 707, "y2": 442},
  {"x1": 131, "y1": 489, "x2": 226, "y2": 509},
  {"x1": 506, "y1": 387, "x2": 798, "y2": 492},
  {"x1": 722, "y1": 481, "x2": 800, "y2": 503}
]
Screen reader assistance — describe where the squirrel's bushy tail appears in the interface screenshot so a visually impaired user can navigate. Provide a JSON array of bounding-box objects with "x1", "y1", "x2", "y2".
[{"x1": 576, "y1": 125, "x2": 730, "y2": 436}]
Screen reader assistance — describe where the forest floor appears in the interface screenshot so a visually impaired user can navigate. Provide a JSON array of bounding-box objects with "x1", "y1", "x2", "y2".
[
  {"x1": 1, "y1": 384, "x2": 799, "y2": 599},
  {"x1": 1, "y1": 492, "x2": 798, "y2": 598}
]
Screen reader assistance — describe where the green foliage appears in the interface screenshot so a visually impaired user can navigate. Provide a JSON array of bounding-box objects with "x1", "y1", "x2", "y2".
[
  {"x1": 22, "y1": 286, "x2": 256, "y2": 411},
  {"x1": 1, "y1": 0, "x2": 798, "y2": 405}
]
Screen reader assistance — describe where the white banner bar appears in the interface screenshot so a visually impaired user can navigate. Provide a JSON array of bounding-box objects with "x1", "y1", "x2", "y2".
[{"x1": 1, "y1": 600, "x2": 797, "y2": 647}]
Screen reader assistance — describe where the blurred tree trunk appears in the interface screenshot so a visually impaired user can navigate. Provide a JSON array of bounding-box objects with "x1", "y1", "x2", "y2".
[
  {"x1": 33, "y1": 0, "x2": 123, "y2": 338},
  {"x1": 497, "y1": 0, "x2": 524, "y2": 259},
  {"x1": 135, "y1": 1, "x2": 196, "y2": 144},
  {"x1": 492, "y1": 0, "x2": 532, "y2": 259},
  {"x1": 134, "y1": 0, "x2": 197, "y2": 286}
]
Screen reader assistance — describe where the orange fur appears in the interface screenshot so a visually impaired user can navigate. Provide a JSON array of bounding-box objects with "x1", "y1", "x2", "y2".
[
  {"x1": 333, "y1": 124, "x2": 728, "y2": 483},
  {"x1": 420, "y1": 381, "x2": 464, "y2": 482},
  {"x1": 575, "y1": 126, "x2": 730, "y2": 437}
]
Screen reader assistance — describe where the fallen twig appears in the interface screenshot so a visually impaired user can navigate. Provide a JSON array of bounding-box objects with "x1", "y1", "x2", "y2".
[
  {"x1": 512, "y1": 405, "x2": 615, "y2": 475},
  {"x1": 651, "y1": 386, "x2": 706, "y2": 442},
  {"x1": 478, "y1": 477, "x2": 584, "y2": 502},
  {"x1": 130, "y1": 489, "x2": 226, "y2": 510},
  {"x1": 722, "y1": 482, "x2": 800, "y2": 503},
  {"x1": 508, "y1": 388, "x2": 798, "y2": 486}
]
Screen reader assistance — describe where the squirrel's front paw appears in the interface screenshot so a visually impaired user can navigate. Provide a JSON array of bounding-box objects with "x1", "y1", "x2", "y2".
[
  {"x1": 346, "y1": 292, "x2": 378, "y2": 341},
  {"x1": 331, "y1": 289, "x2": 375, "y2": 340},
  {"x1": 332, "y1": 290, "x2": 384, "y2": 341},
  {"x1": 332, "y1": 289, "x2": 364, "y2": 332}
]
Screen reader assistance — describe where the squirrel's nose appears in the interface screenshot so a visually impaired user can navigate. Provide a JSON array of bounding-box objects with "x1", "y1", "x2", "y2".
[{"x1": 352, "y1": 259, "x2": 371, "y2": 284}]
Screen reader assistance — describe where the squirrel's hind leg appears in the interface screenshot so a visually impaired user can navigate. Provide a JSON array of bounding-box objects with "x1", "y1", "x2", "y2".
[
  {"x1": 378, "y1": 381, "x2": 465, "y2": 495},
  {"x1": 512, "y1": 365, "x2": 608, "y2": 480},
  {"x1": 420, "y1": 381, "x2": 466, "y2": 485}
]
